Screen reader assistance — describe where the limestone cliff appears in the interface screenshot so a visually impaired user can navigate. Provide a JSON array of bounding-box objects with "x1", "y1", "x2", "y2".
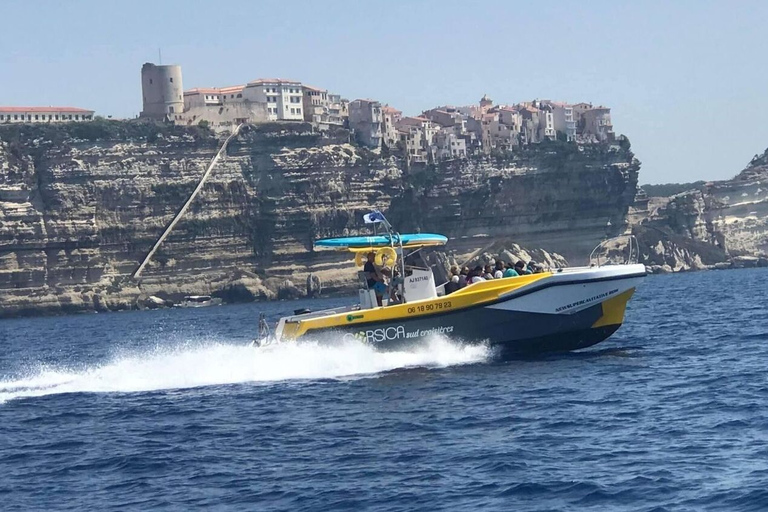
[
  {"x1": 0, "y1": 121, "x2": 639, "y2": 317},
  {"x1": 631, "y1": 149, "x2": 768, "y2": 272}
]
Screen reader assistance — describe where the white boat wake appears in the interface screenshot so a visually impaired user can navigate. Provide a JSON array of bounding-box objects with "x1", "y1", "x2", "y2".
[{"x1": 0, "y1": 336, "x2": 489, "y2": 403}]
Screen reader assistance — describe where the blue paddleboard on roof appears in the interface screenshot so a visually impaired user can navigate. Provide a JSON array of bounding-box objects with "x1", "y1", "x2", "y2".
[{"x1": 315, "y1": 233, "x2": 448, "y2": 248}]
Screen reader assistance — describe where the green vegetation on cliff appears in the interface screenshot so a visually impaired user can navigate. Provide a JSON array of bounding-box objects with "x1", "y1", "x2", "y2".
[
  {"x1": 641, "y1": 181, "x2": 706, "y2": 197},
  {"x1": 0, "y1": 118, "x2": 216, "y2": 146}
]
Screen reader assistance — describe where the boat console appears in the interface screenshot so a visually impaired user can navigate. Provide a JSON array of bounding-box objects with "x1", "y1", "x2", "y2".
[{"x1": 402, "y1": 268, "x2": 438, "y2": 302}]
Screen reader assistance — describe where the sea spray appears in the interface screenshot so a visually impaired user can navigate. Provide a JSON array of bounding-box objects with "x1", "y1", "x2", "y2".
[{"x1": 0, "y1": 336, "x2": 489, "y2": 403}]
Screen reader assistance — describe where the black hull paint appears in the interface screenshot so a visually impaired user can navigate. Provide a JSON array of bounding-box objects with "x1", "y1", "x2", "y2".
[
  {"x1": 492, "y1": 324, "x2": 621, "y2": 358},
  {"x1": 309, "y1": 300, "x2": 621, "y2": 356}
]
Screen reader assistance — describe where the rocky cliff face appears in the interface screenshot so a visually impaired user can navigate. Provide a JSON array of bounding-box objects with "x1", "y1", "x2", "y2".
[
  {"x1": 388, "y1": 140, "x2": 640, "y2": 263},
  {"x1": 631, "y1": 149, "x2": 768, "y2": 272},
  {"x1": 706, "y1": 154, "x2": 768, "y2": 257},
  {"x1": 0, "y1": 121, "x2": 639, "y2": 317}
]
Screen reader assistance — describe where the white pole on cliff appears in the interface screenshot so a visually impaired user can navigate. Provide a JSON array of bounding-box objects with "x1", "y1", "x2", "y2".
[{"x1": 132, "y1": 123, "x2": 244, "y2": 279}]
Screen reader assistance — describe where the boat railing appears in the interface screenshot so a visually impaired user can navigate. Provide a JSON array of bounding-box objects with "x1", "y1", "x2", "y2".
[
  {"x1": 285, "y1": 304, "x2": 360, "y2": 322},
  {"x1": 589, "y1": 234, "x2": 639, "y2": 267},
  {"x1": 258, "y1": 313, "x2": 271, "y2": 338}
]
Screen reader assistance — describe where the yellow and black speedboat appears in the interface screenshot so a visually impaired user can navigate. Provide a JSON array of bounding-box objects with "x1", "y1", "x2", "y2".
[{"x1": 258, "y1": 212, "x2": 646, "y2": 356}]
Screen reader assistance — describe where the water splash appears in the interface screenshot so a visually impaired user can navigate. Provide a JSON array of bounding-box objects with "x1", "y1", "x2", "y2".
[{"x1": 0, "y1": 336, "x2": 489, "y2": 403}]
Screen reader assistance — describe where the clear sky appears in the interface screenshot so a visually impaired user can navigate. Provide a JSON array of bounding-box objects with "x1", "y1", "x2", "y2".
[{"x1": 1, "y1": 0, "x2": 766, "y2": 184}]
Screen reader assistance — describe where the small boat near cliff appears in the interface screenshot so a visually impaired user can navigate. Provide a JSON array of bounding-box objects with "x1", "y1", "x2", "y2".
[
  {"x1": 255, "y1": 212, "x2": 645, "y2": 356},
  {"x1": 177, "y1": 295, "x2": 222, "y2": 308}
]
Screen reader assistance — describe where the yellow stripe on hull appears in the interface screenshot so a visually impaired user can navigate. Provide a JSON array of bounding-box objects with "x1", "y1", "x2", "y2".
[
  {"x1": 592, "y1": 288, "x2": 635, "y2": 328},
  {"x1": 281, "y1": 272, "x2": 553, "y2": 340}
]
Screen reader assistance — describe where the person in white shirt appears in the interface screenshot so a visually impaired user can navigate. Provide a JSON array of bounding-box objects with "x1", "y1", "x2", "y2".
[
  {"x1": 493, "y1": 260, "x2": 506, "y2": 279},
  {"x1": 469, "y1": 265, "x2": 486, "y2": 284}
]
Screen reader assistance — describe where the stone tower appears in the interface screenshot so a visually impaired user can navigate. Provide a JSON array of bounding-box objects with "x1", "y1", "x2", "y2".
[{"x1": 140, "y1": 62, "x2": 184, "y2": 120}]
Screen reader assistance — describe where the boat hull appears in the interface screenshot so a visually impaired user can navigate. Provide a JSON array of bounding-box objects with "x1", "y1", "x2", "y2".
[
  {"x1": 277, "y1": 264, "x2": 646, "y2": 356},
  {"x1": 319, "y1": 289, "x2": 634, "y2": 356}
]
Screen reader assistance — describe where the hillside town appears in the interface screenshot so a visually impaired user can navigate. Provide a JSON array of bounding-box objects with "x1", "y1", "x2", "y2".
[{"x1": 1, "y1": 61, "x2": 616, "y2": 163}]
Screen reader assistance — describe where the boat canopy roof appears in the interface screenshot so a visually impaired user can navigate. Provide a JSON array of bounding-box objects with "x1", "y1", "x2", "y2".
[{"x1": 315, "y1": 233, "x2": 448, "y2": 251}]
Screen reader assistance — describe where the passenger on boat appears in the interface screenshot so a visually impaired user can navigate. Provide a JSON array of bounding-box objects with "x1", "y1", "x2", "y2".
[
  {"x1": 483, "y1": 264, "x2": 495, "y2": 280},
  {"x1": 389, "y1": 267, "x2": 404, "y2": 302},
  {"x1": 503, "y1": 263, "x2": 519, "y2": 278},
  {"x1": 364, "y1": 251, "x2": 388, "y2": 306},
  {"x1": 514, "y1": 260, "x2": 532, "y2": 275},
  {"x1": 458, "y1": 266, "x2": 469, "y2": 288},
  {"x1": 445, "y1": 275, "x2": 460, "y2": 295},
  {"x1": 493, "y1": 261, "x2": 506, "y2": 279},
  {"x1": 469, "y1": 265, "x2": 486, "y2": 284},
  {"x1": 444, "y1": 266, "x2": 461, "y2": 295},
  {"x1": 381, "y1": 266, "x2": 402, "y2": 304}
]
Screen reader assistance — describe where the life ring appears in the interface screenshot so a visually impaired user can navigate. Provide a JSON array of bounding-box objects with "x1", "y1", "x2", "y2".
[
  {"x1": 354, "y1": 252, "x2": 367, "y2": 267},
  {"x1": 375, "y1": 247, "x2": 397, "y2": 266}
]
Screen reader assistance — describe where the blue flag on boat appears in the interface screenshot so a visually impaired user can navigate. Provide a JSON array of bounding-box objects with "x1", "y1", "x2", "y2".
[{"x1": 363, "y1": 211, "x2": 386, "y2": 224}]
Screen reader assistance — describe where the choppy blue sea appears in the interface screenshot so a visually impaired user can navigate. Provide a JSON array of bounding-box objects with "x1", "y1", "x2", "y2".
[{"x1": 1, "y1": 268, "x2": 768, "y2": 511}]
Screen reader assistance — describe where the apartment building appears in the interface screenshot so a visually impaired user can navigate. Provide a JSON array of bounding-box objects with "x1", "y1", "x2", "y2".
[
  {"x1": 435, "y1": 131, "x2": 467, "y2": 159},
  {"x1": 243, "y1": 78, "x2": 304, "y2": 121},
  {"x1": 302, "y1": 85, "x2": 347, "y2": 128},
  {"x1": 581, "y1": 106, "x2": 614, "y2": 142},
  {"x1": 381, "y1": 105, "x2": 402, "y2": 149},
  {"x1": 542, "y1": 101, "x2": 577, "y2": 141},
  {"x1": 348, "y1": 99, "x2": 383, "y2": 148},
  {"x1": 397, "y1": 126, "x2": 428, "y2": 163}
]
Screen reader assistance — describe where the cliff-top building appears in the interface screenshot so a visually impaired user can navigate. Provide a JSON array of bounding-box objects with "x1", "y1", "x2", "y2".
[
  {"x1": 302, "y1": 85, "x2": 347, "y2": 128},
  {"x1": 0, "y1": 106, "x2": 95, "y2": 123},
  {"x1": 181, "y1": 85, "x2": 267, "y2": 128},
  {"x1": 140, "y1": 63, "x2": 309, "y2": 129},
  {"x1": 241, "y1": 78, "x2": 304, "y2": 121},
  {"x1": 140, "y1": 62, "x2": 184, "y2": 120},
  {"x1": 183, "y1": 85, "x2": 245, "y2": 109},
  {"x1": 136, "y1": 63, "x2": 617, "y2": 145},
  {"x1": 348, "y1": 99, "x2": 382, "y2": 148},
  {"x1": 542, "y1": 101, "x2": 577, "y2": 141},
  {"x1": 581, "y1": 106, "x2": 614, "y2": 142},
  {"x1": 381, "y1": 105, "x2": 402, "y2": 148}
]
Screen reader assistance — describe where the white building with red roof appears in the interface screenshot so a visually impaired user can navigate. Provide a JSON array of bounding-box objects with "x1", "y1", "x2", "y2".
[
  {"x1": 185, "y1": 78, "x2": 305, "y2": 122},
  {"x1": 183, "y1": 85, "x2": 245, "y2": 110},
  {"x1": 0, "y1": 106, "x2": 95, "y2": 124},
  {"x1": 179, "y1": 84, "x2": 268, "y2": 130}
]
